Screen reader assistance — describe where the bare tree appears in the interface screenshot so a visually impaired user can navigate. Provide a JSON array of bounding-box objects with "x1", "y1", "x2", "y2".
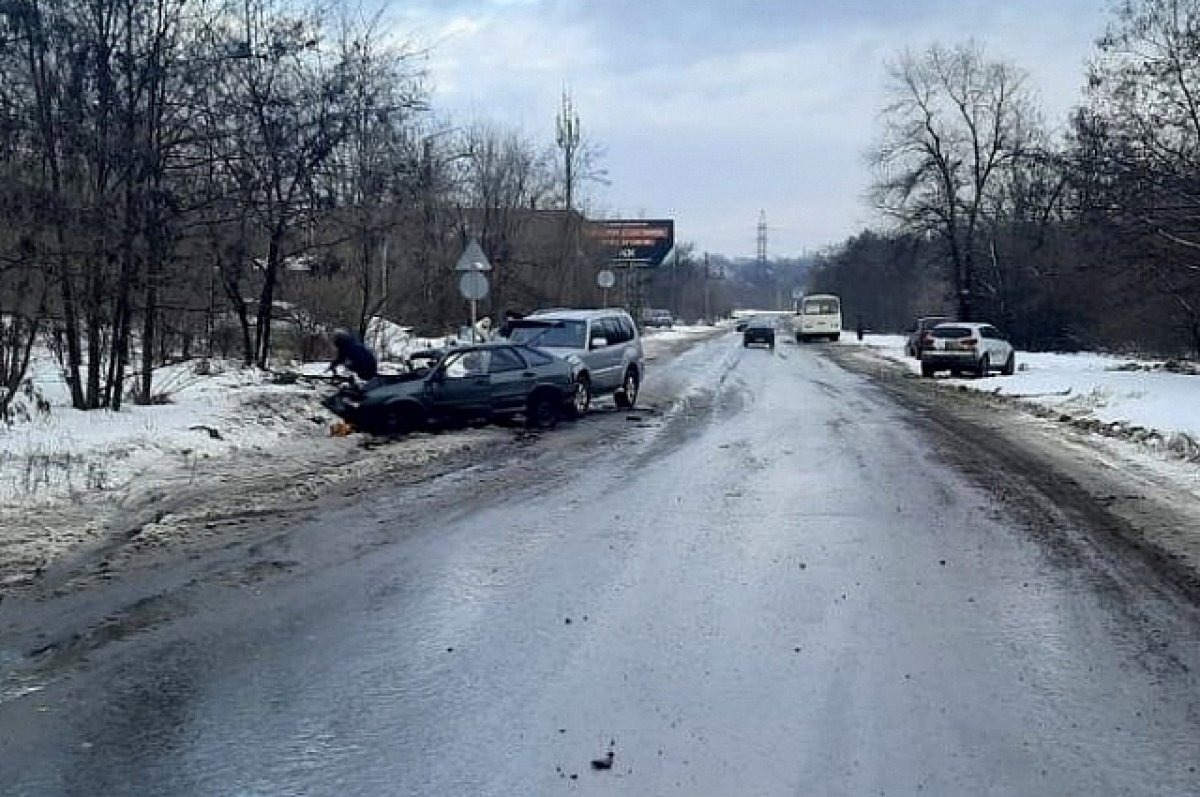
[
  {"x1": 1083, "y1": 0, "x2": 1200, "y2": 353},
  {"x1": 871, "y1": 42, "x2": 1041, "y2": 321},
  {"x1": 322, "y1": 8, "x2": 426, "y2": 338},
  {"x1": 449, "y1": 124, "x2": 555, "y2": 322},
  {"x1": 205, "y1": 0, "x2": 353, "y2": 368}
]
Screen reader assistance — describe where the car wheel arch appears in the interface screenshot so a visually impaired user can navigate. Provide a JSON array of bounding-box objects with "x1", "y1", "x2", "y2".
[{"x1": 377, "y1": 400, "x2": 425, "y2": 433}]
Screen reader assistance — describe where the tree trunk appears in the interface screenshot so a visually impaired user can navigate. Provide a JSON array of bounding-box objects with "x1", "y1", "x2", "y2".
[
  {"x1": 57, "y1": 249, "x2": 87, "y2": 409},
  {"x1": 254, "y1": 233, "x2": 282, "y2": 368}
]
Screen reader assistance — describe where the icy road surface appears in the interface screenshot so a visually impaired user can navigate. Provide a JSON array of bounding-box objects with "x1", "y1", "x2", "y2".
[{"x1": 3, "y1": 334, "x2": 1199, "y2": 796}]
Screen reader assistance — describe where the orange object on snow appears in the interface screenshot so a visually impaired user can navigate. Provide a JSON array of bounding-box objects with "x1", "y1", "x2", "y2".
[{"x1": 330, "y1": 421, "x2": 355, "y2": 437}]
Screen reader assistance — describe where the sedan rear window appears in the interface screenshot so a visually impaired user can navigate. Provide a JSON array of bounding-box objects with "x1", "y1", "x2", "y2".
[{"x1": 931, "y1": 326, "x2": 973, "y2": 339}]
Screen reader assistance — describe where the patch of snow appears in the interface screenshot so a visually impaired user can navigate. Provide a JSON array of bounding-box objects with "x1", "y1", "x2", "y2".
[
  {"x1": 848, "y1": 333, "x2": 1200, "y2": 458},
  {"x1": 0, "y1": 359, "x2": 330, "y2": 511},
  {"x1": 641, "y1": 324, "x2": 719, "y2": 355},
  {"x1": 365, "y1": 317, "x2": 456, "y2": 362}
]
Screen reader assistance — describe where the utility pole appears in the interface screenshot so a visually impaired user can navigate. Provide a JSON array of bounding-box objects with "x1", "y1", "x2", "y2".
[{"x1": 703, "y1": 252, "x2": 710, "y2": 323}]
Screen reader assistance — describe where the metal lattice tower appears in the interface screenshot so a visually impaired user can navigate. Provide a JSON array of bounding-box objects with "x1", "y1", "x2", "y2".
[
  {"x1": 757, "y1": 210, "x2": 768, "y2": 266},
  {"x1": 556, "y1": 90, "x2": 581, "y2": 213}
]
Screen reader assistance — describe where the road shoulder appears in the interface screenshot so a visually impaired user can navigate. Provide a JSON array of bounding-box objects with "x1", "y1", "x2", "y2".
[{"x1": 827, "y1": 344, "x2": 1200, "y2": 602}]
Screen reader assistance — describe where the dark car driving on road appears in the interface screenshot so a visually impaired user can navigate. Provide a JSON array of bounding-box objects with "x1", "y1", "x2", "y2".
[
  {"x1": 742, "y1": 317, "x2": 776, "y2": 349},
  {"x1": 905, "y1": 315, "x2": 951, "y2": 358},
  {"x1": 323, "y1": 342, "x2": 586, "y2": 434}
]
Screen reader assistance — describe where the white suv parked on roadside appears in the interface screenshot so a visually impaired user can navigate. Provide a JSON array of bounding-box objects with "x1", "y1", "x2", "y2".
[
  {"x1": 505, "y1": 308, "x2": 645, "y2": 414},
  {"x1": 920, "y1": 321, "x2": 1015, "y2": 378}
]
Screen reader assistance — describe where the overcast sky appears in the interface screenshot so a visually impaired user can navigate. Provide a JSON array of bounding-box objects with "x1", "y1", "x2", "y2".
[{"x1": 385, "y1": 0, "x2": 1109, "y2": 258}]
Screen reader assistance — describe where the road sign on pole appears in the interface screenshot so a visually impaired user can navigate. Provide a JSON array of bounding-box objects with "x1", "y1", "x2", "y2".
[
  {"x1": 597, "y1": 269, "x2": 615, "y2": 308},
  {"x1": 455, "y1": 239, "x2": 492, "y2": 272},
  {"x1": 458, "y1": 271, "x2": 490, "y2": 342},
  {"x1": 459, "y1": 271, "x2": 489, "y2": 301},
  {"x1": 454, "y1": 240, "x2": 491, "y2": 341}
]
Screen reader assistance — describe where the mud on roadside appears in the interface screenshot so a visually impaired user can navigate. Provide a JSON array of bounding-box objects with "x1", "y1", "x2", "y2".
[{"x1": 0, "y1": 425, "x2": 515, "y2": 599}]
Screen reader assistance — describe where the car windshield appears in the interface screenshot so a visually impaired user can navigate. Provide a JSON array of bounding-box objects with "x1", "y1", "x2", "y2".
[
  {"x1": 508, "y1": 320, "x2": 587, "y2": 349},
  {"x1": 803, "y1": 299, "x2": 839, "y2": 315},
  {"x1": 932, "y1": 326, "x2": 973, "y2": 339}
]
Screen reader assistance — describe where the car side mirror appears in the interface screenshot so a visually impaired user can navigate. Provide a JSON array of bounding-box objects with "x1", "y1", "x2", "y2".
[{"x1": 591, "y1": 337, "x2": 609, "y2": 349}]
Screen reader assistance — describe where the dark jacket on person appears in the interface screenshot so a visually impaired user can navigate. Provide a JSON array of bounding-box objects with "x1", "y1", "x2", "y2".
[{"x1": 332, "y1": 335, "x2": 378, "y2": 380}]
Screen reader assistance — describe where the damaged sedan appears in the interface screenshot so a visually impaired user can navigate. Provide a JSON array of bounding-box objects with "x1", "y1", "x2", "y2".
[{"x1": 323, "y1": 342, "x2": 587, "y2": 435}]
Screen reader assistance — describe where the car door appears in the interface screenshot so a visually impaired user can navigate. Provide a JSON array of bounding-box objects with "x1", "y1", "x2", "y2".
[
  {"x1": 589, "y1": 317, "x2": 623, "y2": 391},
  {"x1": 427, "y1": 349, "x2": 492, "y2": 419},
  {"x1": 488, "y1": 346, "x2": 533, "y2": 414},
  {"x1": 990, "y1": 326, "x2": 1013, "y2": 363},
  {"x1": 980, "y1": 326, "x2": 1006, "y2": 363}
]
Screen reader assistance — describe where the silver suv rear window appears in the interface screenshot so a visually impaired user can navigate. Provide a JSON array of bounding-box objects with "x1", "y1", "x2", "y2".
[{"x1": 509, "y1": 320, "x2": 587, "y2": 348}]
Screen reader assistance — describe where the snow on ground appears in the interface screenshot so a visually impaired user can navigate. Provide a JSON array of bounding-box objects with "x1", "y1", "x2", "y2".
[
  {"x1": 0, "y1": 322, "x2": 716, "y2": 509},
  {"x1": 1, "y1": 356, "x2": 332, "y2": 510},
  {"x1": 639, "y1": 323, "x2": 722, "y2": 353},
  {"x1": 846, "y1": 333, "x2": 1200, "y2": 459}
]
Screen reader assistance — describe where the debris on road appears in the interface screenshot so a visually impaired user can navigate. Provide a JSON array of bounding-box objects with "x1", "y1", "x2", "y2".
[{"x1": 591, "y1": 751, "x2": 615, "y2": 770}]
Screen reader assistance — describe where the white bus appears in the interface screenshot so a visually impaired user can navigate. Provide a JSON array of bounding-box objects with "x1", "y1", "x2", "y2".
[{"x1": 795, "y1": 293, "x2": 842, "y2": 342}]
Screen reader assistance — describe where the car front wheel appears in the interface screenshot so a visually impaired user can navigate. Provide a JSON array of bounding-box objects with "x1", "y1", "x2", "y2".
[
  {"x1": 567, "y1": 376, "x2": 591, "y2": 418},
  {"x1": 526, "y1": 392, "x2": 560, "y2": 429},
  {"x1": 615, "y1": 368, "x2": 640, "y2": 409}
]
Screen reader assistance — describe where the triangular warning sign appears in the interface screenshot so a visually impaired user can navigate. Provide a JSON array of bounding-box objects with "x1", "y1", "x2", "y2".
[{"x1": 454, "y1": 239, "x2": 492, "y2": 272}]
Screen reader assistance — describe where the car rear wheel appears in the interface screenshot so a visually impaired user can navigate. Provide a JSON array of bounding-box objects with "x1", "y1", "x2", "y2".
[
  {"x1": 526, "y1": 392, "x2": 560, "y2": 429},
  {"x1": 920, "y1": 362, "x2": 935, "y2": 378},
  {"x1": 567, "y1": 376, "x2": 591, "y2": 418},
  {"x1": 615, "y1": 368, "x2": 640, "y2": 409},
  {"x1": 1002, "y1": 352, "x2": 1016, "y2": 376},
  {"x1": 977, "y1": 354, "x2": 990, "y2": 378}
]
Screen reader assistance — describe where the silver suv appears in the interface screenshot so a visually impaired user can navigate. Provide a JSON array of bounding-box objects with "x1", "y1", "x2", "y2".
[{"x1": 505, "y1": 308, "x2": 644, "y2": 414}]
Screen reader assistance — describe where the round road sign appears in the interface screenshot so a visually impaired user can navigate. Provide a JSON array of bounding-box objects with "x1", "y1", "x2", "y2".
[
  {"x1": 597, "y1": 269, "x2": 616, "y2": 289},
  {"x1": 459, "y1": 271, "x2": 489, "y2": 301}
]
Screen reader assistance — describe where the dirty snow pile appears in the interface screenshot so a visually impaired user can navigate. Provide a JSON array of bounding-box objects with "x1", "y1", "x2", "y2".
[
  {"x1": 852, "y1": 334, "x2": 1200, "y2": 460},
  {"x1": 0, "y1": 356, "x2": 332, "y2": 511},
  {"x1": 640, "y1": 323, "x2": 722, "y2": 352}
]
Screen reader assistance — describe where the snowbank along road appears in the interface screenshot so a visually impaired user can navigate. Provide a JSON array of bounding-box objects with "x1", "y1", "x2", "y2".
[{"x1": 2, "y1": 330, "x2": 1199, "y2": 796}]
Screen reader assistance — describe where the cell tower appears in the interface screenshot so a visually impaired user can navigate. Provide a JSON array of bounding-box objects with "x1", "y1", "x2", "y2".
[
  {"x1": 556, "y1": 90, "x2": 581, "y2": 213},
  {"x1": 756, "y1": 210, "x2": 768, "y2": 266}
]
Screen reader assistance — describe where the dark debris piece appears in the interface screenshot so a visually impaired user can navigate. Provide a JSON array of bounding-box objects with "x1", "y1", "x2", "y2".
[{"x1": 591, "y1": 751, "x2": 615, "y2": 770}]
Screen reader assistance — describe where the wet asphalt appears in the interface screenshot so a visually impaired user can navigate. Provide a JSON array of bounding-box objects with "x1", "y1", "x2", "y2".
[{"x1": 2, "y1": 334, "x2": 1199, "y2": 795}]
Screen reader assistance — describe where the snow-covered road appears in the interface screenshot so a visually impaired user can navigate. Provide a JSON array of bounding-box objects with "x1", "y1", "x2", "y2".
[{"x1": 3, "y1": 334, "x2": 1199, "y2": 795}]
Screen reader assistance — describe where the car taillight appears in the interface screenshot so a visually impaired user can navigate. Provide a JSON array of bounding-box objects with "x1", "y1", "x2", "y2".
[
  {"x1": 920, "y1": 332, "x2": 933, "y2": 344},
  {"x1": 961, "y1": 338, "x2": 978, "y2": 348}
]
